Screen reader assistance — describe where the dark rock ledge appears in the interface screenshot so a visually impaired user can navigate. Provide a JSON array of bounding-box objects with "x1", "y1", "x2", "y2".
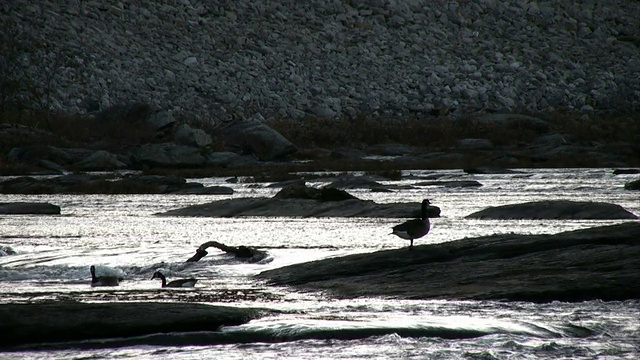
[
  {"x1": 0, "y1": 202, "x2": 60, "y2": 214},
  {"x1": 257, "y1": 222, "x2": 640, "y2": 303},
  {"x1": 466, "y1": 200, "x2": 638, "y2": 220},
  {"x1": 157, "y1": 183, "x2": 441, "y2": 218},
  {"x1": 158, "y1": 197, "x2": 441, "y2": 218},
  {"x1": 0, "y1": 301, "x2": 266, "y2": 349}
]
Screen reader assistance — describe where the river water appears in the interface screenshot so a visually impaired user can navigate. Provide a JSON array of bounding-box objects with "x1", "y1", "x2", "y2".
[{"x1": 0, "y1": 168, "x2": 638, "y2": 359}]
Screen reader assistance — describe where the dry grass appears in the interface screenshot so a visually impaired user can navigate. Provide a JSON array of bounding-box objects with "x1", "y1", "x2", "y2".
[
  {"x1": 268, "y1": 111, "x2": 639, "y2": 151},
  {"x1": 1, "y1": 105, "x2": 638, "y2": 177}
]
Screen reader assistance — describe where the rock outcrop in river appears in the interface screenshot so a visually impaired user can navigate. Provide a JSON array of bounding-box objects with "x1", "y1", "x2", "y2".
[
  {"x1": 465, "y1": 200, "x2": 638, "y2": 220},
  {"x1": 158, "y1": 184, "x2": 441, "y2": 218},
  {"x1": 0, "y1": 301, "x2": 267, "y2": 349},
  {"x1": 257, "y1": 222, "x2": 640, "y2": 303}
]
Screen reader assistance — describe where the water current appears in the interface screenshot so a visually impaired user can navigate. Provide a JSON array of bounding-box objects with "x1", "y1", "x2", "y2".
[{"x1": 0, "y1": 168, "x2": 638, "y2": 359}]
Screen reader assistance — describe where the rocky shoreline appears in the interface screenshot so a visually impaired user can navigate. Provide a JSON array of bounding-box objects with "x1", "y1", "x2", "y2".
[{"x1": 2, "y1": 1, "x2": 639, "y2": 121}]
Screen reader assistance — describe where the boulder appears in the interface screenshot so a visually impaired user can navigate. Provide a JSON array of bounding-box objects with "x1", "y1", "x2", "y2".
[
  {"x1": 257, "y1": 222, "x2": 640, "y2": 302},
  {"x1": 74, "y1": 150, "x2": 128, "y2": 171},
  {"x1": 148, "y1": 110, "x2": 176, "y2": 131},
  {"x1": 0, "y1": 301, "x2": 266, "y2": 348},
  {"x1": 0, "y1": 174, "x2": 210, "y2": 194},
  {"x1": 0, "y1": 202, "x2": 61, "y2": 214},
  {"x1": 464, "y1": 167, "x2": 523, "y2": 174},
  {"x1": 414, "y1": 180, "x2": 482, "y2": 188},
  {"x1": 274, "y1": 184, "x2": 357, "y2": 202},
  {"x1": 132, "y1": 143, "x2": 206, "y2": 167},
  {"x1": 466, "y1": 200, "x2": 637, "y2": 220},
  {"x1": 174, "y1": 185, "x2": 234, "y2": 195},
  {"x1": 173, "y1": 123, "x2": 212, "y2": 147},
  {"x1": 215, "y1": 119, "x2": 297, "y2": 161},
  {"x1": 614, "y1": 169, "x2": 640, "y2": 175},
  {"x1": 625, "y1": 179, "x2": 640, "y2": 190},
  {"x1": 327, "y1": 175, "x2": 392, "y2": 190},
  {"x1": 205, "y1": 151, "x2": 243, "y2": 167},
  {"x1": 157, "y1": 196, "x2": 441, "y2": 218},
  {"x1": 8, "y1": 145, "x2": 71, "y2": 166},
  {"x1": 0, "y1": 246, "x2": 16, "y2": 256}
]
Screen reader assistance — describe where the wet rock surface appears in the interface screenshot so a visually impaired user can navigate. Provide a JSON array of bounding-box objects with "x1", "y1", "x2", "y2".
[
  {"x1": 0, "y1": 174, "x2": 232, "y2": 195},
  {"x1": 465, "y1": 200, "x2": 638, "y2": 220},
  {"x1": 257, "y1": 222, "x2": 640, "y2": 303},
  {"x1": 0, "y1": 202, "x2": 61, "y2": 214},
  {"x1": 0, "y1": 301, "x2": 267, "y2": 348}
]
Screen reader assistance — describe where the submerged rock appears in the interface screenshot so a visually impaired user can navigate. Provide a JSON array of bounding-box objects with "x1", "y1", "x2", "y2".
[
  {"x1": 625, "y1": 179, "x2": 640, "y2": 190},
  {"x1": 257, "y1": 222, "x2": 640, "y2": 303}
]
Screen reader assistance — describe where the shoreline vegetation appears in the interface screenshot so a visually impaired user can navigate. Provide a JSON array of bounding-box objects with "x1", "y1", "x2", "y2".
[{"x1": 1, "y1": 107, "x2": 639, "y2": 178}]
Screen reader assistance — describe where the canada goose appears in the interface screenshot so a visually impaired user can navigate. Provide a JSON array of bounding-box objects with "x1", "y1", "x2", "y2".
[
  {"x1": 151, "y1": 271, "x2": 198, "y2": 288},
  {"x1": 391, "y1": 199, "x2": 432, "y2": 249},
  {"x1": 90, "y1": 265, "x2": 120, "y2": 287}
]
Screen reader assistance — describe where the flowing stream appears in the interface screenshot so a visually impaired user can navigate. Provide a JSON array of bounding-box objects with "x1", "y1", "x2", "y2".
[{"x1": 0, "y1": 168, "x2": 639, "y2": 359}]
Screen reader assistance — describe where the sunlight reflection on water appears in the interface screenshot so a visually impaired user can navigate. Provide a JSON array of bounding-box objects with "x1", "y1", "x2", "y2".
[{"x1": 0, "y1": 168, "x2": 638, "y2": 359}]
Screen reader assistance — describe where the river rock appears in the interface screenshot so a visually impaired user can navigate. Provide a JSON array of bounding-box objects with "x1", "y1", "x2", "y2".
[
  {"x1": 414, "y1": 180, "x2": 483, "y2": 188},
  {"x1": 157, "y1": 197, "x2": 441, "y2": 218},
  {"x1": 132, "y1": 143, "x2": 206, "y2": 168},
  {"x1": 0, "y1": 174, "x2": 209, "y2": 195},
  {"x1": 274, "y1": 184, "x2": 357, "y2": 202},
  {"x1": 215, "y1": 119, "x2": 297, "y2": 161},
  {"x1": 257, "y1": 222, "x2": 640, "y2": 302},
  {"x1": 172, "y1": 123, "x2": 212, "y2": 147},
  {"x1": 0, "y1": 202, "x2": 61, "y2": 214},
  {"x1": 614, "y1": 169, "x2": 640, "y2": 175},
  {"x1": 624, "y1": 179, "x2": 640, "y2": 190},
  {"x1": 74, "y1": 150, "x2": 128, "y2": 171},
  {"x1": 0, "y1": 301, "x2": 266, "y2": 348},
  {"x1": 466, "y1": 200, "x2": 638, "y2": 220}
]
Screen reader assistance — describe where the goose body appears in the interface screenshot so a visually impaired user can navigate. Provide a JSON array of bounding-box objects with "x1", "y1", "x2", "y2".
[
  {"x1": 151, "y1": 271, "x2": 197, "y2": 288},
  {"x1": 90, "y1": 265, "x2": 120, "y2": 287},
  {"x1": 392, "y1": 199, "x2": 431, "y2": 249}
]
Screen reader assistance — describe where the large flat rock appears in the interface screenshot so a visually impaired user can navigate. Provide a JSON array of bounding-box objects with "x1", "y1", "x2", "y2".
[
  {"x1": 0, "y1": 202, "x2": 61, "y2": 214},
  {"x1": 0, "y1": 301, "x2": 266, "y2": 348},
  {"x1": 465, "y1": 200, "x2": 637, "y2": 220},
  {"x1": 257, "y1": 222, "x2": 640, "y2": 303},
  {"x1": 157, "y1": 198, "x2": 441, "y2": 218}
]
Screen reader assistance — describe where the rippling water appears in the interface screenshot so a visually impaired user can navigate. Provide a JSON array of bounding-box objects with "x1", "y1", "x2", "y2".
[{"x1": 1, "y1": 168, "x2": 639, "y2": 359}]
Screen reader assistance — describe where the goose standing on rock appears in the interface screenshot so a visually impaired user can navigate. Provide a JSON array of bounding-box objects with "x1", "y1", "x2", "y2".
[
  {"x1": 151, "y1": 271, "x2": 198, "y2": 288},
  {"x1": 89, "y1": 265, "x2": 120, "y2": 287},
  {"x1": 391, "y1": 199, "x2": 432, "y2": 249}
]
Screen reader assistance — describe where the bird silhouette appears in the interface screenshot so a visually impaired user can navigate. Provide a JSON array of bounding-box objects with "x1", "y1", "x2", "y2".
[
  {"x1": 151, "y1": 271, "x2": 198, "y2": 288},
  {"x1": 90, "y1": 265, "x2": 120, "y2": 287},
  {"x1": 391, "y1": 199, "x2": 431, "y2": 249}
]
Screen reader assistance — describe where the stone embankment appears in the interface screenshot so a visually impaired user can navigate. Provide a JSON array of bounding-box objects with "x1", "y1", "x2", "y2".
[{"x1": 2, "y1": 0, "x2": 639, "y2": 121}]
